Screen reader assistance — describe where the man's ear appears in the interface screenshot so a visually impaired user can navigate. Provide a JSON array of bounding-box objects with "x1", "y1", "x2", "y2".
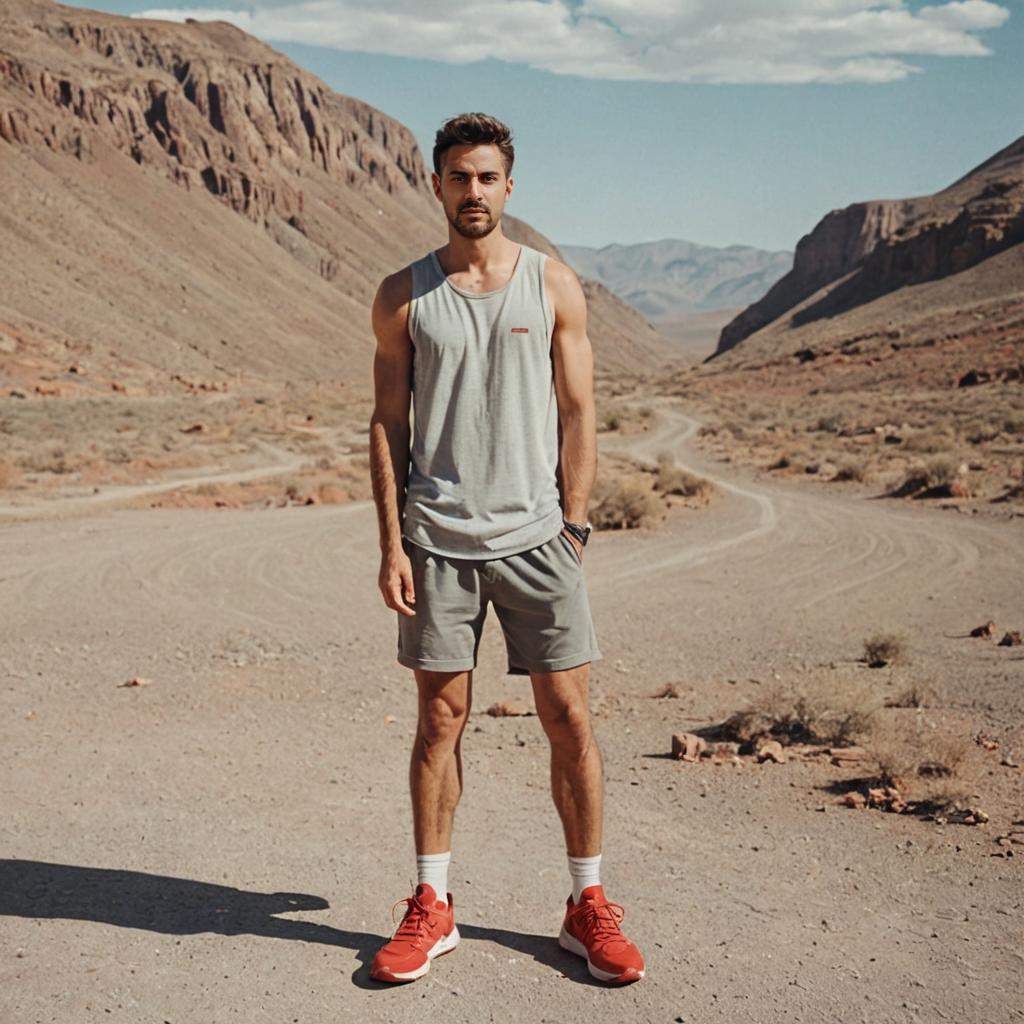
[
  {"x1": 505, "y1": 175, "x2": 514, "y2": 200},
  {"x1": 431, "y1": 172, "x2": 442, "y2": 200}
]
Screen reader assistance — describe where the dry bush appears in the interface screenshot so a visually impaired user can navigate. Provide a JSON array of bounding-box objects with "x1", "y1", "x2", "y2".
[
  {"x1": 591, "y1": 460, "x2": 662, "y2": 530},
  {"x1": 863, "y1": 631, "x2": 910, "y2": 667},
  {"x1": 599, "y1": 411, "x2": 621, "y2": 432},
  {"x1": 812, "y1": 413, "x2": 846, "y2": 435},
  {"x1": 892, "y1": 456, "x2": 963, "y2": 497},
  {"x1": 720, "y1": 679, "x2": 879, "y2": 748},
  {"x1": 885, "y1": 680, "x2": 941, "y2": 708},
  {"x1": 866, "y1": 713, "x2": 973, "y2": 791},
  {"x1": 903, "y1": 429, "x2": 954, "y2": 454},
  {"x1": 653, "y1": 453, "x2": 713, "y2": 499},
  {"x1": 834, "y1": 459, "x2": 867, "y2": 482},
  {"x1": 966, "y1": 421, "x2": 1001, "y2": 444}
]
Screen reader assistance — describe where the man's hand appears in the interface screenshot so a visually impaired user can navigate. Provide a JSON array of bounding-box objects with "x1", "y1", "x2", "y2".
[
  {"x1": 379, "y1": 546, "x2": 417, "y2": 616},
  {"x1": 561, "y1": 526, "x2": 585, "y2": 563}
]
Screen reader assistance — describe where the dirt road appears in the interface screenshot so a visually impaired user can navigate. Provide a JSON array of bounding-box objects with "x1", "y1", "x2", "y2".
[{"x1": 2, "y1": 400, "x2": 1021, "y2": 1023}]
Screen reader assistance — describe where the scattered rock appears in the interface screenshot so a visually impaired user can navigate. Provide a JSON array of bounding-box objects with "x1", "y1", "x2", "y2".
[
  {"x1": 867, "y1": 785, "x2": 907, "y2": 813},
  {"x1": 949, "y1": 480, "x2": 972, "y2": 499},
  {"x1": 34, "y1": 382, "x2": 61, "y2": 396},
  {"x1": 842, "y1": 791, "x2": 867, "y2": 809},
  {"x1": 671, "y1": 732, "x2": 707, "y2": 762},
  {"x1": 975, "y1": 732, "x2": 1000, "y2": 751},
  {"x1": 998, "y1": 630, "x2": 1021, "y2": 647},
  {"x1": 754, "y1": 738, "x2": 786, "y2": 763},
  {"x1": 111, "y1": 380, "x2": 126, "y2": 392},
  {"x1": 119, "y1": 677, "x2": 150, "y2": 687},
  {"x1": 180, "y1": 422, "x2": 206, "y2": 433},
  {"x1": 970, "y1": 621, "x2": 997, "y2": 638},
  {"x1": 995, "y1": 829, "x2": 1024, "y2": 847}
]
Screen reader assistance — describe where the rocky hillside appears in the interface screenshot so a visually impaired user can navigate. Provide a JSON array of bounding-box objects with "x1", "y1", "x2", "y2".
[
  {"x1": 560, "y1": 239, "x2": 792, "y2": 318},
  {"x1": 712, "y1": 135, "x2": 1024, "y2": 360},
  {"x1": 0, "y1": 0, "x2": 677, "y2": 390}
]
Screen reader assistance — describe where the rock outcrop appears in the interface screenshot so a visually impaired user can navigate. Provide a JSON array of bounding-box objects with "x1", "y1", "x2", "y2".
[
  {"x1": 711, "y1": 135, "x2": 1024, "y2": 359},
  {"x1": 0, "y1": 0, "x2": 677, "y2": 385}
]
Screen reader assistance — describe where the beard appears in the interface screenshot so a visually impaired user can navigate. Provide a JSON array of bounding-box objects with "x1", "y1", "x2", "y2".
[{"x1": 447, "y1": 203, "x2": 498, "y2": 239}]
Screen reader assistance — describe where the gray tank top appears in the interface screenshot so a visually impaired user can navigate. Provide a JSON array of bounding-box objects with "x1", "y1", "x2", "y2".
[{"x1": 401, "y1": 243, "x2": 564, "y2": 558}]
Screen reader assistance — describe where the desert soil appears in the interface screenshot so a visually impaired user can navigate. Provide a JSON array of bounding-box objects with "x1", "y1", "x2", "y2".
[{"x1": 1, "y1": 399, "x2": 1022, "y2": 1024}]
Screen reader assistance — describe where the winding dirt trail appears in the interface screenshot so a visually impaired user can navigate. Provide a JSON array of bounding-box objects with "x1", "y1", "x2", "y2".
[{"x1": 1, "y1": 401, "x2": 1021, "y2": 1024}]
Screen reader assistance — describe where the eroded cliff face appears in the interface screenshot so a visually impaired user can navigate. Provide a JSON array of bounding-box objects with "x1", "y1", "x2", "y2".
[
  {"x1": 0, "y1": 1, "x2": 431, "y2": 226},
  {"x1": 712, "y1": 136, "x2": 1024, "y2": 359},
  {"x1": 0, "y1": 0, "x2": 678, "y2": 381}
]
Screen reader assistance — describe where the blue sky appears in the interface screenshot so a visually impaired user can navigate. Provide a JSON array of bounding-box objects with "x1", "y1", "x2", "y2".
[{"x1": 64, "y1": 1, "x2": 1022, "y2": 252}]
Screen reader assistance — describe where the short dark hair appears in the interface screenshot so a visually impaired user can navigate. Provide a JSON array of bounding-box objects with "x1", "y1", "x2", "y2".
[{"x1": 433, "y1": 113, "x2": 515, "y2": 177}]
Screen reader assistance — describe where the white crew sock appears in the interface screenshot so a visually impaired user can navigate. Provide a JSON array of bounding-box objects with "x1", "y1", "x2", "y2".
[
  {"x1": 416, "y1": 852, "x2": 451, "y2": 906},
  {"x1": 568, "y1": 853, "x2": 602, "y2": 903}
]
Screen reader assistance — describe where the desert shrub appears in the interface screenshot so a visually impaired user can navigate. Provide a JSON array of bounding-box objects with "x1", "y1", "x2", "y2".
[
  {"x1": 834, "y1": 459, "x2": 866, "y2": 482},
  {"x1": 813, "y1": 413, "x2": 845, "y2": 434},
  {"x1": 966, "y1": 421, "x2": 1001, "y2": 444},
  {"x1": 893, "y1": 456, "x2": 961, "y2": 496},
  {"x1": 863, "y1": 630, "x2": 910, "y2": 667},
  {"x1": 885, "y1": 681, "x2": 941, "y2": 708},
  {"x1": 866, "y1": 714, "x2": 971, "y2": 788},
  {"x1": 1002, "y1": 413, "x2": 1024, "y2": 435},
  {"x1": 719, "y1": 680, "x2": 878, "y2": 748},
  {"x1": 903, "y1": 429, "x2": 954, "y2": 454},
  {"x1": 591, "y1": 474, "x2": 661, "y2": 530},
  {"x1": 600, "y1": 412, "x2": 621, "y2": 432},
  {"x1": 654, "y1": 453, "x2": 713, "y2": 499}
]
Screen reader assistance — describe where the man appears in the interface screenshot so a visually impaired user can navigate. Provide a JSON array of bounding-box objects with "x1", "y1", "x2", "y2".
[{"x1": 367, "y1": 112, "x2": 644, "y2": 986}]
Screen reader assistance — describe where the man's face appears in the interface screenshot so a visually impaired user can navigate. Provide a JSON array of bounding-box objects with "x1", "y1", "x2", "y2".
[{"x1": 432, "y1": 144, "x2": 513, "y2": 240}]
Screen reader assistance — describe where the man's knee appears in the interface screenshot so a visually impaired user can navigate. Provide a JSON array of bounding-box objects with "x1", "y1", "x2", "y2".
[
  {"x1": 540, "y1": 701, "x2": 594, "y2": 756},
  {"x1": 415, "y1": 671, "x2": 471, "y2": 752}
]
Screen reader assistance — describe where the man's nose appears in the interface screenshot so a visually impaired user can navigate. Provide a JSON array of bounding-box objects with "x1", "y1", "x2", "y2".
[{"x1": 466, "y1": 178, "x2": 483, "y2": 200}]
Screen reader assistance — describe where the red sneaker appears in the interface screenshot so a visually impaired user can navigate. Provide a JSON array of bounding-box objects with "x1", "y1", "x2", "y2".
[
  {"x1": 369, "y1": 883, "x2": 459, "y2": 983},
  {"x1": 559, "y1": 884, "x2": 646, "y2": 984}
]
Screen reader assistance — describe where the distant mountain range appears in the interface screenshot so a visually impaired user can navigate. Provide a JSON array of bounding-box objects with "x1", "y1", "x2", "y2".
[{"x1": 559, "y1": 240, "x2": 793, "y2": 318}]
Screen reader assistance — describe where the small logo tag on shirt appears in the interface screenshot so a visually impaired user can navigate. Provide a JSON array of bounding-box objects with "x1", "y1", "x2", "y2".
[{"x1": 510, "y1": 327, "x2": 529, "y2": 333}]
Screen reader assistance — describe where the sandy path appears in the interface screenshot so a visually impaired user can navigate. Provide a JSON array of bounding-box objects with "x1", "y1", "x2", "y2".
[
  {"x1": 0, "y1": 439, "x2": 306, "y2": 522},
  {"x1": 1, "y1": 401, "x2": 1022, "y2": 1023}
]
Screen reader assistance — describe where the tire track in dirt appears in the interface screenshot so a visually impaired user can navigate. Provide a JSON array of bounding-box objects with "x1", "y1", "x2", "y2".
[{"x1": 599, "y1": 401, "x2": 987, "y2": 614}]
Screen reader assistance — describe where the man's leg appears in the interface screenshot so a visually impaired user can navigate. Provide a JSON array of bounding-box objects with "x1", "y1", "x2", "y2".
[
  {"x1": 529, "y1": 662, "x2": 602, "y2": 857},
  {"x1": 531, "y1": 660, "x2": 646, "y2": 985},
  {"x1": 410, "y1": 667, "x2": 473, "y2": 854},
  {"x1": 370, "y1": 666, "x2": 470, "y2": 984}
]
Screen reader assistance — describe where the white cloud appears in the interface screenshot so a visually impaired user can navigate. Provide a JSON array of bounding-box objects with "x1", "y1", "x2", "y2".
[{"x1": 134, "y1": 0, "x2": 1011, "y2": 84}]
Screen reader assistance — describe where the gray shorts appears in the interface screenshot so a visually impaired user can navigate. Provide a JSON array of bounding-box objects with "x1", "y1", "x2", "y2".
[{"x1": 396, "y1": 529, "x2": 602, "y2": 676}]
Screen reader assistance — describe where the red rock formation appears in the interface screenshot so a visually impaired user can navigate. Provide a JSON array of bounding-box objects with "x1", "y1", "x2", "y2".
[
  {"x1": 712, "y1": 136, "x2": 1024, "y2": 359},
  {"x1": 0, "y1": 0, "x2": 677, "y2": 382}
]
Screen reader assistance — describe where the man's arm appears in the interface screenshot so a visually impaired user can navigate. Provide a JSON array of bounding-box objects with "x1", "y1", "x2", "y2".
[
  {"x1": 369, "y1": 267, "x2": 416, "y2": 615},
  {"x1": 546, "y1": 258, "x2": 598, "y2": 544}
]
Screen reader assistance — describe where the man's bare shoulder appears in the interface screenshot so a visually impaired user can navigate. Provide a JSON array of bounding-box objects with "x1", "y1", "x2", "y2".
[
  {"x1": 543, "y1": 256, "x2": 587, "y2": 321},
  {"x1": 543, "y1": 255, "x2": 583, "y2": 291},
  {"x1": 375, "y1": 264, "x2": 414, "y2": 314}
]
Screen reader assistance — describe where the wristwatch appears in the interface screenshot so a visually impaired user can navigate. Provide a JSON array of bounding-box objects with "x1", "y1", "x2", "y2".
[{"x1": 562, "y1": 519, "x2": 592, "y2": 546}]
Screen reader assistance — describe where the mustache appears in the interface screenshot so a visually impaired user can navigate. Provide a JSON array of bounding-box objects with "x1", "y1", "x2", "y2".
[{"x1": 459, "y1": 202, "x2": 489, "y2": 213}]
